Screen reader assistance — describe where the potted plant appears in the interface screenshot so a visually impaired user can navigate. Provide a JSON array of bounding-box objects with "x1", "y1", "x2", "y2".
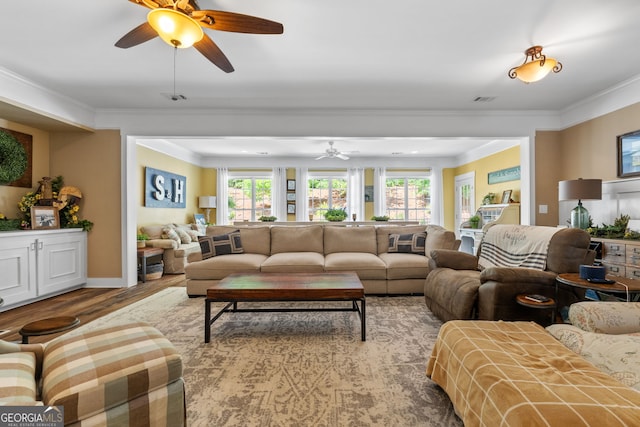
[
  {"x1": 468, "y1": 215, "x2": 480, "y2": 229},
  {"x1": 324, "y1": 208, "x2": 347, "y2": 222},
  {"x1": 137, "y1": 232, "x2": 149, "y2": 248},
  {"x1": 371, "y1": 215, "x2": 390, "y2": 222},
  {"x1": 258, "y1": 215, "x2": 277, "y2": 222}
]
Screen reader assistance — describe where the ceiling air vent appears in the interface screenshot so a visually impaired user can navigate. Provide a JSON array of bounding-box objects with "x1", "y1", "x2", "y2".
[{"x1": 473, "y1": 96, "x2": 496, "y2": 103}]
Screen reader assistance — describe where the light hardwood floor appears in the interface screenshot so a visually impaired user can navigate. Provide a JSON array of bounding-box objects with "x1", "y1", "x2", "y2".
[{"x1": 0, "y1": 274, "x2": 188, "y2": 344}]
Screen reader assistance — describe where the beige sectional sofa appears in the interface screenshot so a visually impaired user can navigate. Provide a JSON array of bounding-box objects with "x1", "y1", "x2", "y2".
[
  {"x1": 185, "y1": 224, "x2": 459, "y2": 296},
  {"x1": 139, "y1": 223, "x2": 203, "y2": 274}
]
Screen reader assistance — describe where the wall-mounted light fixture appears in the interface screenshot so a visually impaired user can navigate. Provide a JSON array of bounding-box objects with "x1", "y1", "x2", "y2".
[
  {"x1": 198, "y1": 196, "x2": 217, "y2": 223},
  {"x1": 509, "y1": 46, "x2": 562, "y2": 83},
  {"x1": 558, "y1": 178, "x2": 601, "y2": 229}
]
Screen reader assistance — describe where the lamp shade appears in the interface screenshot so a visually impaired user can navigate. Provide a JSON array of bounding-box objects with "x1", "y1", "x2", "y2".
[
  {"x1": 147, "y1": 8, "x2": 204, "y2": 48},
  {"x1": 513, "y1": 57, "x2": 558, "y2": 83},
  {"x1": 558, "y1": 179, "x2": 602, "y2": 201},
  {"x1": 199, "y1": 196, "x2": 217, "y2": 209}
]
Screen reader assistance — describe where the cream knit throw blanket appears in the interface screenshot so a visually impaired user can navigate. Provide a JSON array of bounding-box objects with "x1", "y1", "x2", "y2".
[{"x1": 478, "y1": 225, "x2": 561, "y2": 270}]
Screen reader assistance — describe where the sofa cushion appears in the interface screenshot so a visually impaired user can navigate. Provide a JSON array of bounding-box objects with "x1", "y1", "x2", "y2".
[
  {"x1": 42, "y1": 322, "x2": 183, "y2": 426},
  {"x1": 206, "y1": 226, "x2": 271, "y2": 256},
  {"x1": 424, "y1": 268, "x2": 481, "y2": 321},
  {"x1": 379, "y1": 252, "x2": 429, "y2": 279},
  {"x1": 139, "y1": 224, "x2": 164, "y2": 240},
  {"x1": 424, "y1": 226, "x2": 458, "y2": 254},
  {"x1": 388, "y1": 232, "x2": 426, "y2": 254},
  {"x1": 568, "y1": 301, "x2": 640, "y2": 334},
  {"x1": 174, "y1": 227, "x2": 192, "y2": 244},
  {"x1": 376, "y1": 225, "x2": 426, "y2": 254},
  {"x1": 0, "y1": 352, "x2": 37, "y2": 405},
  {"x1": 162, "y1": 226, "x2": 181, "y2": 245},
  {"x1": 185, "y1": 253, "x2": 267, "y2": 279},
  {"x1": 324, "y1": 226, "x2": 377, "y2": 255},
  {"x1": 271, "y1": 226, "x2": 324, "y2": 254},
  {"x1": 324, "y1": 252, "x2": 387, "y2": 279},
  {"x1": 198, "y1": 230, "x2": 243, "y2": 259},
  {"x1": 260, "y1": 252, "x2": 325, "y2": 273},
  {"x1": 173, "y1": 241, "x2": 201, "y2": 258}
]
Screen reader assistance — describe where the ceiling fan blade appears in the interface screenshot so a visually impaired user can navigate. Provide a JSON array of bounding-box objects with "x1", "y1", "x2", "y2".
[
  {"x1": 336, "y1": 154, "x2": 350, "y2": 160},
  {"x1": 315, "y1": 154, "x2": 328, "y2": 160},
  {"x1": 115, "y1": 22, "x2": 158, "y2": 48},
  {"x1": 193, "y1": 34, "x2": 234, "y2": 73},
  {"x1": 127, "y1": 0, "x2": 161, "y2": 9},
  {"x1": 192, "y1": 10, "x2": 284, "y2": 34}
]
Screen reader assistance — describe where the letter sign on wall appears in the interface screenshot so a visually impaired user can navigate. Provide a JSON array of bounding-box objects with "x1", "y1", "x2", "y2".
[{"x1": 144, "y1": 167, "x2": 187, "y2": 208}]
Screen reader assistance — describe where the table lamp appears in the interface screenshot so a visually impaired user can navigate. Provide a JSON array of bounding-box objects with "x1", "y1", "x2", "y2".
[
  {"x1": 198, "y1": 196, "x2": 217, "y2": 224},
  {"x1": 558, "y1": 178, "x2": 602, "y2": 229}
]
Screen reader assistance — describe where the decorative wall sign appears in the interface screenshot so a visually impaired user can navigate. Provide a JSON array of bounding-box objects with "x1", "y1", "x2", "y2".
[
  {"x1": 144, "y1": 167, "x2": 186, "y2": 208},
  {"x1": 0, "y1": 127, "x2": 32, "y2": 188},
  {"x1": 488, "y1": 166, "x2": 520, "y2": 184}
]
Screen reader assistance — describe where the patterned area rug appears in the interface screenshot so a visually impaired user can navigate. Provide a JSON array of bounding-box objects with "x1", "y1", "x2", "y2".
[{"x1": 73, "y1": 288, "x2": 462, "y2": 427}]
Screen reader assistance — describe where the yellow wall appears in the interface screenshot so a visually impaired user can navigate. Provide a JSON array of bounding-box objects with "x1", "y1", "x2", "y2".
[
  {"x1": 50, "y1": 130, "x2": 122, "y2": 278},
  {"x1": 0, "y1": 120, "x2": 50, "y2": 216},
  {"x1": 534, "y1": 102, "x2": 640, "y2": 226},
  {"x1": 442, "y1": 146, "x2": 521, "y2": 229},
  {"x1": 136, "y1": 146, "x2": 212, "y2": 227}
]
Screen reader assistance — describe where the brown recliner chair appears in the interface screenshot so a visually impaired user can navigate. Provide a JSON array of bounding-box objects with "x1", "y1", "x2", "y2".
[{"x1": 424, "y1": 225, "x2": 593, "y2": 323}]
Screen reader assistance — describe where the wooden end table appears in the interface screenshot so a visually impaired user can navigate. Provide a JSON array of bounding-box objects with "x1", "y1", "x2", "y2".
[
  {"x1": 20, "y1": 316, "x2": 80, "y2": 343},
  {"x1": 137, "y1": 247, "x2": 164, "y2": 283},
  {"x1": 556, "y1": 273, "x2": 640, "y2": 302},
  {"x1": 516, "y1": 294, "x2": 557, "y2": 324},
  {"x1": 205, "y1": 272, "x2": 366, "y2": 342}
]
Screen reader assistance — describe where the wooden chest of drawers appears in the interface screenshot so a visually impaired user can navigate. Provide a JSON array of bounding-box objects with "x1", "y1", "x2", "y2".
[{"x1": 592, "y1": 238, "x2": 640, "y2": 279}]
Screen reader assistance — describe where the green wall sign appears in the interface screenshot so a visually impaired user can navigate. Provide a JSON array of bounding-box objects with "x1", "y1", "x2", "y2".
[{"x1": 488, "y1": 166, "x2": 520, "y2": 184}]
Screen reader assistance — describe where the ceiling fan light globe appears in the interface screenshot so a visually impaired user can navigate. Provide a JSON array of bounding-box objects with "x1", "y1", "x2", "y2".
[
  {"x1": 148, "y1": 9, "x2": 203, "y2": 48},
  {"x1": 514, "y1": 57, "x2": 558, "y2": 83}
]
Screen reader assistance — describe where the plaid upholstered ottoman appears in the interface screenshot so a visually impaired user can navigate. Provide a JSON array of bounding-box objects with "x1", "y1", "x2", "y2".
[{"x1": 42, "y1": 322, "x2": 185, "y2": 426}]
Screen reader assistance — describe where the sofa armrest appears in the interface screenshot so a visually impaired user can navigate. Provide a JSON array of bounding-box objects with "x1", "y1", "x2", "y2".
[
  {"x1": 0, "y1": 341, "x2": 44, "y2": 380},
  {"x1": 569, "y1": 301, "x2": 640, "y2": 334},
  {"x1": 429, "y1": 249, "x2": 478, "y2": 270},
  {"x1": 146, "y1": 239, "x2": 178, "y2": 250}
]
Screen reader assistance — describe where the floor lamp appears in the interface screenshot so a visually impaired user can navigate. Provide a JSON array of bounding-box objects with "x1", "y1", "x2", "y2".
[
  {"x1": 198, "y1": 196, "x2": 217, "y2": 224},
  {"x1": 558, "y1": 179, "x2": 602, "y2": 229}
]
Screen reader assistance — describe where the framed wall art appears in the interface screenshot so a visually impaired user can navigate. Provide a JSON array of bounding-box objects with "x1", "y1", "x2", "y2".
[
  {"x1": 617, "y1": 130, "x2": 640, "y2": 178},
  {"x1": 287, "y1": 179, "x2": 296, "y2": 191},
  {"x1": 501, "y1": 190, "x2": 512, "y2": 204},
  {"x1": 31, "y1": 206, "x2": 60, "y2": 230},
  {"x1": 286, "y1": 192, "x2": 296, "y2": 201},
  {"x1": 287, "y1": 203, "x2": 296, "y2": 214}
]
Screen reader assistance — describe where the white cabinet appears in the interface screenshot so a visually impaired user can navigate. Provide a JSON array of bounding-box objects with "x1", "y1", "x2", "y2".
[{"x1": 0, "y1": 229, "x2": 86, "y2": 310}]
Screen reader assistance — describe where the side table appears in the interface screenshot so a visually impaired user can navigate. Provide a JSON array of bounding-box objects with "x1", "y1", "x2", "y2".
[
  {"x1": 137, "y1": 247, "x2": 164, "y2": 283},
  {"x1": 20, "y1": 316, "x2": 80, "y2": 343},
  {"x1": 516, "y1": 294, "x2": 557, "y2": 325},
  {"x1": 556, "y1": 273, "x2": 640, "y2": 302}
]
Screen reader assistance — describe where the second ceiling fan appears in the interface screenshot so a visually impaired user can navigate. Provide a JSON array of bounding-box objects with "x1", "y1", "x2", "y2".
[
  {"x1": 115, "y1": 0, "x2": 284, "y2": 73},
  {"x1": 315, "y1": 141, "x2": 350, "y2": 160}
]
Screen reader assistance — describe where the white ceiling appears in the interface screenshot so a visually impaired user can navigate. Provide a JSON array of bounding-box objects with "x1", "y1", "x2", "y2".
[{"x1": 2, "y1": 0, "x2": 640, "y2": 159}]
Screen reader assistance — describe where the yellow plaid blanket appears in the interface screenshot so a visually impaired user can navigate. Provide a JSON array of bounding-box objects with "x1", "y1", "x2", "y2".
[{"x1": 427, "y1": 321, "x2": 640, "y2": 426}]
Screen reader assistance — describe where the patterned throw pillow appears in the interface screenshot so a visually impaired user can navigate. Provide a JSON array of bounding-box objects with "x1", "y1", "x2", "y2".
[
  {"x1": 161, "y1": 226, "x2": 181, "y2": 245},
  {"x1": 388, "y1": 232, "x2": 426, "y2": 255},
  {"x1": 174, "y1": 228, "x2": 192, "y2": 244},
  {"x1": 198, "y1": 230, "x2": 244, "y2": 260}
]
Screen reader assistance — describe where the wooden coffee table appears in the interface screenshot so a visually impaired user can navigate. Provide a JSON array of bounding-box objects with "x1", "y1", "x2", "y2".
[{"x1": 204, "y1": 272, "x2": 366, "y2": 342}]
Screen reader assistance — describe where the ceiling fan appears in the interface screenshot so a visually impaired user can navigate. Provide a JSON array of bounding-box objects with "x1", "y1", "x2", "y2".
[
  {"x1": 115, "y1": 0, "x2": 284, "y2": 73},
  {"x1": 315, "y1": 141, "x2": 350, "y2": 160}
]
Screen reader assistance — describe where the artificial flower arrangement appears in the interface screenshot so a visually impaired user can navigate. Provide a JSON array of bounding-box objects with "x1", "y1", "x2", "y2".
[{"x1": 18, "y1": 176, "x2": 93, "y2": 232}]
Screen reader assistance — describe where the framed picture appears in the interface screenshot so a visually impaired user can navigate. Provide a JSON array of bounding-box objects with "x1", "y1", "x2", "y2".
[
  {"x1": 501, "y1": 190, "x2": 512, "y2": 204},
  {"x1": 286, "y1": 192, "x2": 296, "y2": 201},
  {"x1": 287, "y1": 203, "x2": 296, "y2": 214},
  {"x1": 287, "y1": 179, "x2": 296, "y2": 191},
  {"x1": 31, "y1": 206, "x2": 60, "y2": 230},
  {"x1": 617, "y1": 130, "x2": 640, "y2": 178},
  {"x1": 194, "y1": 213, "x2": 206, "y2": 225}
]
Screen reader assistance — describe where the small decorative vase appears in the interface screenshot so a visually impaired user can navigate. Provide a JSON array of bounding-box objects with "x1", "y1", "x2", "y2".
[{"x1": 137, "y1": 240, "x2": 146, "y2": 248}]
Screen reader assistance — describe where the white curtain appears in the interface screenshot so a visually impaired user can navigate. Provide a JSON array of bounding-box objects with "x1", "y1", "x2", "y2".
[
  {"x1": 374, "y1": 167, "x2": 386, "y2": 216},
  {"x1": 295, "y1": 168, "x2": 309, "y2": 221},
  {"x1": 347, "y1": 168, "x2": 365, "y2": 221},
  {"x1": 216, "y1": 167, "x2": 229, "y2": 225},
  {"x1": 271, "y1": 167, "x2": 287, "y2": 221}
]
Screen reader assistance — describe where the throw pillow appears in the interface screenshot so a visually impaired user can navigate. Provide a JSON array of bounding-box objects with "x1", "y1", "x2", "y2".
[
  {"x1": 198, "y1": 230, "x2": 244, "y2": 260},
  {"x1": 186, "y1": 229, "x2": 200, "y2": 241},
  {"x1": 388, "y1": 232, "x2": 426, "y2": 255},
  {"x1": 175, "y1": 228, "x2": 192, "y2": 244},
  {"x1": 161, "y1": 226, "x2": 181, "y2": 245}
]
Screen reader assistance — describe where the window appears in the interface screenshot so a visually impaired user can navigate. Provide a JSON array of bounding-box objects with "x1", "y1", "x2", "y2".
[
  {"x1": 385, "y1": 171, "x2": 431, "y2": 224},
  {"x1": 227, "y1": 172, "x2": 272, "y2": 222},
  {"x1": 307, "y1": 172, "x2": 347, "y2": 220}
]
